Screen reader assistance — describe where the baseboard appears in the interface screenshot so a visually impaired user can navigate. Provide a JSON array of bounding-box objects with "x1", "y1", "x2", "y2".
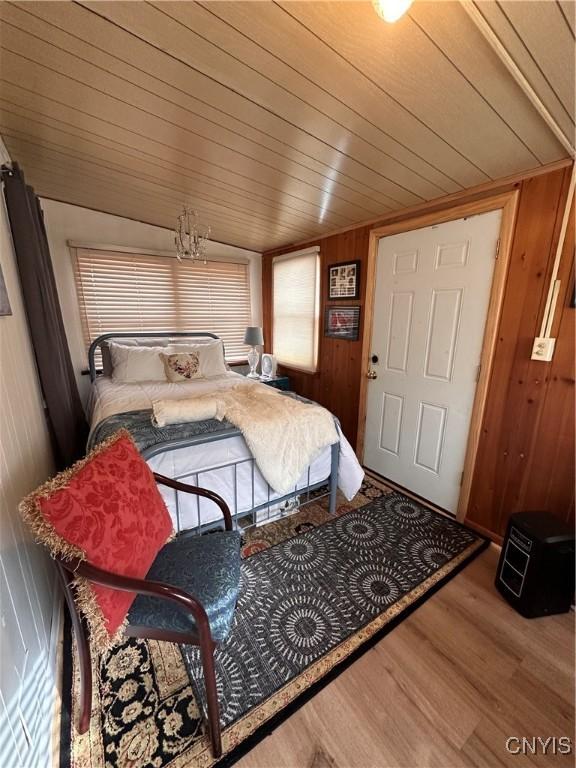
[{"x1": 462, "y1": 519, "x2": 503, "y2": 545}]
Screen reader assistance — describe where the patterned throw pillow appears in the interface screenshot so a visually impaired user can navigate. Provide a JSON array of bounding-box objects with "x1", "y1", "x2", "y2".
[
  {"x1": 171, "y1": 340, "x2": 228, "y2": 377},
  {"x1": 19, "y1": 430, "x2": 173, "y2": 652},
  {"x1": 160, "y1": 351, "x2": 202, "y2": 382}
]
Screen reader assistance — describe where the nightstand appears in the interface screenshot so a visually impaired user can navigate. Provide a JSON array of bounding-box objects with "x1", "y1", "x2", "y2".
[{"x1": 259, "y1": 375, "x2": 290, "y2": 391}]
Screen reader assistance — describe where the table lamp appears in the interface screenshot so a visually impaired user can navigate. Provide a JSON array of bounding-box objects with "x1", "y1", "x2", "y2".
[{"x1": 244, "y1": 326, "x2": 264, "y2": 379}]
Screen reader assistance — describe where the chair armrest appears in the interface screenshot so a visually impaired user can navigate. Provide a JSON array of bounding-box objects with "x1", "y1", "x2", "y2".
[
  {"x1": 153, "y1": 472, "x2": 233, "y2": 531},
  {"x1": 68, "y1": 558, "x2": 212, "y2": 645}
]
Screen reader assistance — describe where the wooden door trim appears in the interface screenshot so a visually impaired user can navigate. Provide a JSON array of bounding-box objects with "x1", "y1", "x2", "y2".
[{"x1": 356, "y1": 191, "x2": 520, "y2": 521}]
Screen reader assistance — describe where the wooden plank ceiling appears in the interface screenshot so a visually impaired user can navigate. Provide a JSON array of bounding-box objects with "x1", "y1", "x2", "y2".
[{"x1": 0, "y1": 1, "x2": 573, "y2": 252}]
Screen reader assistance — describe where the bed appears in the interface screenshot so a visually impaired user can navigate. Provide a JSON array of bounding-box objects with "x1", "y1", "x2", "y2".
[{"x1": 87, "y1": 332, "x2": 364, "y2": 533}]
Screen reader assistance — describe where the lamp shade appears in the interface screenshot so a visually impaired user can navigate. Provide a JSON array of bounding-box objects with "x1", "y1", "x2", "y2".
[{"x1": 244, "y1": 326, "x2": 264, "y2": 346}]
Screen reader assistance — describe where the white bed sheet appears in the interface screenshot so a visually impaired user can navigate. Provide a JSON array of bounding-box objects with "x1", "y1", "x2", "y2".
[
  {"x1": 89, "y1": 374, "x2": 364, "y2": 530},
  {"x1": 148, "y1": 436, "x2": 333, "y2": 529}
]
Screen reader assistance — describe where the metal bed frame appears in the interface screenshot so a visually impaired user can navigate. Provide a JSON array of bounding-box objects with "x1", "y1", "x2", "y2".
[{"x1": 88, "y1": 332, "x2": 340, "y2": 533}]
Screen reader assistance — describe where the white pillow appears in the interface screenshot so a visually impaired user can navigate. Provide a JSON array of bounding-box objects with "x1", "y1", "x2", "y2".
[
  {"x1": 172, "y1": 340, "x2": 227, "y2": 378},
  {"x1": 109, "y1": 343, "x2": 167, "y2": 383},
  {"x1": 101, "y1": 337, "x2": 201, "y2": 375}
]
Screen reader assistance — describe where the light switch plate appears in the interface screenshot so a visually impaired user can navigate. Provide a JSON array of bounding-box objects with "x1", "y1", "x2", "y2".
[{"x1": 531, "y1": 337, "x2": 556, "y2": 362}]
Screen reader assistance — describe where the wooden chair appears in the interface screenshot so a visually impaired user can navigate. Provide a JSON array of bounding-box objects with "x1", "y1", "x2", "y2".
[{"x1": 56, "y1": 473, "x2": 241, "y2": 759}]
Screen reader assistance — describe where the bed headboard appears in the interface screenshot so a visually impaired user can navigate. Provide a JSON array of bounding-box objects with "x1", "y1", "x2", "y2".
[{"x1": 88, "y1": 331, "x2": 221, "y2": 382}]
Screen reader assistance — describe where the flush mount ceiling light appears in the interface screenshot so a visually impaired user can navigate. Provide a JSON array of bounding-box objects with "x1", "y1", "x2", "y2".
[
  {"x1": 174, "y1": 206, "x2": 211, "y2": 263},
  {"x1": 372, "y1": 0, "x2": 413, "y2": 23}
]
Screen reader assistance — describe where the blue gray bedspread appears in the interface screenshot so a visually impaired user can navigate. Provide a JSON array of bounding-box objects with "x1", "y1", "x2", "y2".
[{"x1": 88, "y1": 409, "x2": 239, "y2": 455}]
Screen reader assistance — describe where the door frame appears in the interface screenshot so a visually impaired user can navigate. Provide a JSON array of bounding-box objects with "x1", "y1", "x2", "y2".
[{"x1": 356, "y1": 191, "x2": 519, "y2": 521}]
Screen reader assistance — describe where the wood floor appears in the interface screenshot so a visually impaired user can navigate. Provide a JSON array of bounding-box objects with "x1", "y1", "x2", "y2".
[{"x1": 236, "y1": 545, "x2": 575, "y2": 768}]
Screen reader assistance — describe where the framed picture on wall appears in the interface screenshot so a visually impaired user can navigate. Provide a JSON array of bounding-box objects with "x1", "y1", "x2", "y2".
[
  {"x1": 327, "y1": 260, "x2": 360, "y2": 300},
  {"x1": 324, "y1": 306, "x2": 360, "y2": 341}
]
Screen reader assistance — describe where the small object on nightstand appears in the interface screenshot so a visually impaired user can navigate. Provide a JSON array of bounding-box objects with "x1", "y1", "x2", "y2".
[{"x1": 260, "y1": 353, "x2": 277, "y2": 380}]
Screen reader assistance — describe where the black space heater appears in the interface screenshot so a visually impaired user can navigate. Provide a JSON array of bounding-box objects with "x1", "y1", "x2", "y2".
[{"x1": 495, "y1": 511, "x2": 575, "y2": 618}]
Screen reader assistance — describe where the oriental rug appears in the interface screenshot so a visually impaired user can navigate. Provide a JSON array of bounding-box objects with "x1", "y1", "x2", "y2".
[{"x1": 61, "y1": 479, "x2": 487, "y2": 768}]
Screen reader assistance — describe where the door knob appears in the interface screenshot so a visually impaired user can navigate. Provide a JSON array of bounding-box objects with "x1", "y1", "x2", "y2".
[{"x1": 367, "y1": 370, "x2": 378, "y2": 380}]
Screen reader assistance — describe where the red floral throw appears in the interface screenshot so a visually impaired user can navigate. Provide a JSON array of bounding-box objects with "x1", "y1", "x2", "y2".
[{"x1": 20, "y1": 430, "x2": 173, "y2": 651}]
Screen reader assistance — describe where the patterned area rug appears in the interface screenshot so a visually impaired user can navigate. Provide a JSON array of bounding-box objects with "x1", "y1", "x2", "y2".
[{"x1": 63, "y1": 480, "x2": 487, "y2": 768}]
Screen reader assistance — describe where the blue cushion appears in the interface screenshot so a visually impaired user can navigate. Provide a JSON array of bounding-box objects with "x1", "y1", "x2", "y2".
[{"x1": 127, "y1": 530, "x2": 241, "y2": 643}]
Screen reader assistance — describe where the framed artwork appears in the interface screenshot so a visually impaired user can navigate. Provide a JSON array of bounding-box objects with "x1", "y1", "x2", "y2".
[
  {"x1": 324, "y1": 305, "x2": 360, "y2": 341},
  {"x1": 328, "y1": 260, "x2": 360, "y2": 300},
  {"x1": 0, "y1": 265, "x2": 11, "y2": 316}
]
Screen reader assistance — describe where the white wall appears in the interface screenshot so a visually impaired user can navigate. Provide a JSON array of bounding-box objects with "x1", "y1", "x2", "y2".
[
  {"x1": 0, "y1": 141, "x2": 60, "y2": 767},
  {"x1": 41, "y1": 199, "x2": 262, "y2": 405}
]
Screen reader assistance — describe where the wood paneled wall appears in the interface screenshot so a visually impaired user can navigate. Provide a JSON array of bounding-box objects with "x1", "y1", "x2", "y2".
[
  {"x1": 466, "y1": 173, "x2": 575, "y2": 537},
  {"x1": 262, "y1": 165, "x2": 574, "y2": 539}
]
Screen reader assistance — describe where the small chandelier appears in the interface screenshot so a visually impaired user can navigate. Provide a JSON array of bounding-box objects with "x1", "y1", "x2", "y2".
[{"x1": 175, "y1": 206, "x2": 211, "y2": 263}]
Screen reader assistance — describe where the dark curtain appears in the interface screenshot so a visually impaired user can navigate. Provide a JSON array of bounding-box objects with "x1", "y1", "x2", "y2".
[{"x1": 2, "y1": 163, "x2": 88, "y2": 469}]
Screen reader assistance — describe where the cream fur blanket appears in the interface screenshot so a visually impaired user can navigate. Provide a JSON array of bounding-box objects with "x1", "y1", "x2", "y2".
[{"x1": 152, "y1": 384, "x2": 338, "y2": 495}]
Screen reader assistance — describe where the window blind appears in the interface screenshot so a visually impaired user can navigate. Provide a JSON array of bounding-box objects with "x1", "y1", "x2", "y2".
[
  {"x1": 272, "y1": 247, "x2": 320, "y2": 372},
  {"x1": 73, "y1": 248, "x2": 252, "y2": 362}
]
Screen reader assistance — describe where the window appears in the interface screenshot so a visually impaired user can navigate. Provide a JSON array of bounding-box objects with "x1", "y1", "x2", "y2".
[
  {"x1": 272, "y1": 247, "x2": 320, "y2": 372},
  {"x1": 73, "y1": 247, "x2": 252, "y2": 362}
]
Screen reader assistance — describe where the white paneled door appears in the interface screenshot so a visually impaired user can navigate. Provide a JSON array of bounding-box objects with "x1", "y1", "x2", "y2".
[{"x1": 364, "y1": 210, "x2": 502, "y2": 513}]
